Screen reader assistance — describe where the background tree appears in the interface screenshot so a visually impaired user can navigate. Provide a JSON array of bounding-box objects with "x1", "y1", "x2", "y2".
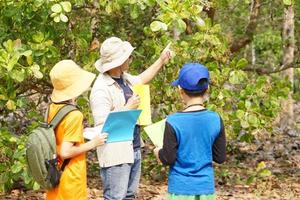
[{"x1": 0, "y1": 0, "x2": 299, "y2": 193}]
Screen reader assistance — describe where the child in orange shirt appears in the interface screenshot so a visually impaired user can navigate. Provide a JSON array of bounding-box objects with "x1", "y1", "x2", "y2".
[{"x1": 46, "y1": 60, "x2": 107, "y2": 200}]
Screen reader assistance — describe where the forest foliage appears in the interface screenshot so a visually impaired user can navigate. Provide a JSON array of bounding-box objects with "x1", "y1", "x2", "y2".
[{"x1": 0, "y1": 0, "x2": 299, "y2": 193}]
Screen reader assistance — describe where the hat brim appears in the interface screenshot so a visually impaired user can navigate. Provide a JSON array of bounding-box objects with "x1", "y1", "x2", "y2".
[
  {"x1": 95, "y1": 42, "x2": 135, "y2": 73},
  {"x1": 51, "y1": 70, "x2": 96, "y2": 103}
]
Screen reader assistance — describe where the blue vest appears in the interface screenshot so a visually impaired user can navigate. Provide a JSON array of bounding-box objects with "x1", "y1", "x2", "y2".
[{"x1": 166, "y1": 110, "x2": 221, "y2": 195}]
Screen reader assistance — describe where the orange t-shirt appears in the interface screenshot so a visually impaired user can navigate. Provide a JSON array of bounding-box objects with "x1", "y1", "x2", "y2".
[{"x1": 46, "y1": 104, "x2": 87, "y2": 200}]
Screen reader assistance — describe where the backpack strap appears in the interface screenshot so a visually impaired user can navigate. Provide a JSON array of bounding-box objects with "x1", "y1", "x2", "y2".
[
  {"x1": 44, "y1": 105, "x2": 50, "y2": 123},
  {"x1": 48, "y1": 104, "x2": 78, "y2": 171},
  {"x1": 49, "y1": 105, "x2": 78, "y2": 129}
]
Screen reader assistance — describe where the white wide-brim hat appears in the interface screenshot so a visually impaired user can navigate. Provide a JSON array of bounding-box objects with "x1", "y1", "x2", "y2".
[
  {"x1": 50, "y1": 60, "x2": 96, "y2": 103},
  {"x1": 95, "y1": 37, "x2": 135, "y2": 73}
]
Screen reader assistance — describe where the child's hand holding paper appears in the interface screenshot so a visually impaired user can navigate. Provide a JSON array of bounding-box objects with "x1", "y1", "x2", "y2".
[
  {"x1": 91, "y1": 133, "x2": 108, "y2": 146},
  {"x1": 83, "y1": 126, "x2": 103, "y2": 140},
  {"x1": 144, "y1": 119, "x2": 166, "y2": 148}
]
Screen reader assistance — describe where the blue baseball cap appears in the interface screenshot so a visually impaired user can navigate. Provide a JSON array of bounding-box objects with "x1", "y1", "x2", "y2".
[{"x1": 171, "y1": 63, "x2": 210, "y2": 91}]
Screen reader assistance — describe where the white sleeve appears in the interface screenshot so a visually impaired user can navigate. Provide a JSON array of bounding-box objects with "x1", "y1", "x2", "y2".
[{"x1": 124, "y1": 73, "x2": 142, "y2": 85}]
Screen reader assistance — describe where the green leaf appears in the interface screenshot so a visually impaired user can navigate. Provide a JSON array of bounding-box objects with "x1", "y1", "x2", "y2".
[
  {"x1": 54, "y1": 15, "x2": 61, "y2": 23},
  {"x1": 6, "y1": 100, "x2": 16, "y2": 110},
  {"x1": 10, "y1": 69, "x2": 25, "y2": 82},
  {"x1": 259, "y1": 169, "x2": 272, "y2": 177},
  {"x1": 33, "y1": 71, "x2": 43, "y2": 79},
  {"x1": 23, "y1": 172, "x2": 32, "y2": 185},
  {"x1": 50, "y1": 12, "x2": 58, "y2": 18},
  {"x1": 51, "y1": 4, "x2": 62, "y2": 13},
  {"x1": 33, "y1": 182, "x2": 40, "y2": 190},
  {"x1": 191, "y1": 5, "x2": 203, "y2": 14},
  {"x1": 241, "y1": 119, "x2": 249, "y2": 128},
  {"x1": 31, "y1": 64, "x2": 43, "y2": 79},
  {"x1": 236, "y1": 110, "x2": 245, "y2": 119},
  {"x1": 0, "y1": 95, "x2": 7, "y2": 100},
  {"x1": 129, "y1": 0, "x2": 137, "y2": 4},
  {"x1": 7, "y1": 52, "x2": 20, "y2": 71},
  {"x1": 248, "y1": 114, "x2": 259, "y2": 127},
  {"x1": 229, "y1": 71, "x2": 239, "y2": 84},
  {"x1": 245, "y1": 100, "x2": 251, "y2": 109},
  {"x1": 60, "y1": 13, "x2": 68, "y2": 22},
  {"x1": 236, "y1": 58, "x2": 248, "y2": 69},
  {"x1": 256, "y1": 161, "x2": 266, "y2": 171},
  {"x1": 195, "y1": 17, "x2": 205, "y2": 27},
  {"x1": 32, "y1": 32, "x2": 44, "y2": 43},
  {"x1": 3, "y1": 40, "x2": 14, "y2": 53},
  {"x1": 105, "y1": 4, "x2": 112, "y2": 14},
  {"x1": 229, "y1": 70, "x2": 246, "y2": 84},
  {"x1": 176, "y1": 19, "x2": 186, "y2": 33},
  {"x1": 0, "y1": 49, "x2": 8, "y2": 63},
  {"x1": 11, "y1": 164, "x2": 22, "y2": 174},
  {"x1": 27, "y1": 55, "x2": 33, "y2": 65},
  {"x1": 283, "y1": 0, "x2": 292, "y2": 5},
  {"x1": 246, "y1": 175, "x2": 255, "y2": 185},
  {"x1": 130, "y1": 5, "x2": 139, "y2": 19},
  {"x1": 60, "y1": 1, "x2": 72, "y2": 12},
  {"x1": 20, "y1": 50, "x2": 32, "y2": 57},
  {"x1": 150, "y1": 21, "x2": 168, "y2": 32}
]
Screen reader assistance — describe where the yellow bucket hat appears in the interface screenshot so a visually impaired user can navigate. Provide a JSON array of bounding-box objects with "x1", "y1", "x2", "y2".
[{"x1": 50, "y1": 60, "x2": 96, "y2": 103}]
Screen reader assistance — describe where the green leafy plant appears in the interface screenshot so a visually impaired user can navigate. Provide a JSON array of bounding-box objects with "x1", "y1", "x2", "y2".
[
  {"x1": 0, "y1": 128, "x2": 39, "y2": 193},
  {"x1": 0, "y1": 0, "x2": 297, "y2": 193},
  {"x1": 246, "y1": 161, "x2": 272, "y2": 185}
]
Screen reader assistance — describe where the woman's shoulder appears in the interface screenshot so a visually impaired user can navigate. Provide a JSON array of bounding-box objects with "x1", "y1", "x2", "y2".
[{"x1": 91, "y1": 73, "x2": 113, "y2": 90}]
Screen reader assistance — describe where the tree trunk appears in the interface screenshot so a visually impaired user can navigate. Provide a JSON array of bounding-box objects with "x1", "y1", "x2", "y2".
[{"x1": 280, "y1": 4, "x2": 295, "y2": 128}]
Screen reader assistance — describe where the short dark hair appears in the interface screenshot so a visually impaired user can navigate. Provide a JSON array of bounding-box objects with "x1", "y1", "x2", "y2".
[{"x1": 182, "y1": 78, "x2": 208, "y2": 97}]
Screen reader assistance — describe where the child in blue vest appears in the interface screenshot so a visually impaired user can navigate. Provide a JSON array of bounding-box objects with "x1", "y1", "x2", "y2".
[{"x1": 154, "y1": 63, "x2": 226, "y2": 200}]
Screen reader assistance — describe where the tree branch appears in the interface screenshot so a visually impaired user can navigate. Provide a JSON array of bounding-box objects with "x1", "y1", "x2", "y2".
[
  {"x1": 203, "y1": 6, "x2": 215, "y2": 24},
  {"x1": 243, "y1": 62, "x2": 300, "y2": 75},
  {"x1": 230, "y1": 0, "x2": 261, "y2": 53}
]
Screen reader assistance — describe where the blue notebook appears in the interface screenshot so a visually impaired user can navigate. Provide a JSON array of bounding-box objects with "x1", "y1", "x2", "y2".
[{"x1": 102, "y1": 110, "x2": 142, "y2": 143}]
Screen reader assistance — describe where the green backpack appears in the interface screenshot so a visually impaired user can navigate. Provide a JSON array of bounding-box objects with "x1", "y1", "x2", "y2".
[{"x1": 26, "y1": 104, "x2": 77, "y2": 189}]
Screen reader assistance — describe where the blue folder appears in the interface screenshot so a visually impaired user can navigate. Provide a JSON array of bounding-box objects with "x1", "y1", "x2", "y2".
[{"x1": 102, "y1": 110, "x2": 142, "y2": 143}]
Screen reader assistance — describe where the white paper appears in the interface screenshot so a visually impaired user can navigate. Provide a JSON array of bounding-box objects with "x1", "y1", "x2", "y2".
[{"x1": 83, "y1": 126, "x2": 102, "y2": 140}]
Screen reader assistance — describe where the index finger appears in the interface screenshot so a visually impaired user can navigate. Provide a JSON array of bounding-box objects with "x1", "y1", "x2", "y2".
[{"x1": 165, "y1": 42, "x2": 172, "y2": 49}]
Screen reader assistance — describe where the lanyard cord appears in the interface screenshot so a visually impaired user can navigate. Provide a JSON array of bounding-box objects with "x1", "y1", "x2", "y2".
[{"x1": 183, "y1": 103, "x2": 204, "y2": 110}]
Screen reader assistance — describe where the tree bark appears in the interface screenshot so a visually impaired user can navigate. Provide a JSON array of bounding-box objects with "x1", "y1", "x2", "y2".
[
  {"x1": 229, "y1": 0, "x2": 261, "y2": 53},
  {"x1": 280, "y1": 4, "x2": 295, "y2": 127}
]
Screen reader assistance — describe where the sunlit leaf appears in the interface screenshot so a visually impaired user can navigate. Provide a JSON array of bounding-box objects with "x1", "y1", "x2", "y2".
[
  {"x1": 6, "y1": 100, "x2": 16, "y2": 110},
  {"x1": 54, "y1": 15, "x2": 60, "y2": 22},
  {"x1": 176, "y1": 19, "x2": 186, "y2": 33},
  {"x1": 21, "y1": 50, "x2": 32, "y2": 57},
  {"x1": 32, "y1": 32, "x2": 44, "y2": 43},
  {"x1": 150, "y1": 21, "x2": 168, "y2": 32},
  {"x1": 60, "y1": 1, "x2": 72, "y2": 12},
  {"x1": 10, "y1": 69, "x2": 25, "y2": 82},
  {"x1": 283, "y1": 0, "x2": 292, "y2": 5},
  {"x1": 33, "y1": 182, "x2": 40, "y2": 190},
  {"x1": 60, "y1": 13, "x2": 68, "y2": 22},
  {"x1": 51, "y1": 4, "x2": 62, "y2": 13},
  {"x1": 259, "y1": 169, "x2": 272, "y2": 177},
  {"x1": 256, "y1": 161, "x2": 266, "y2": 171}
]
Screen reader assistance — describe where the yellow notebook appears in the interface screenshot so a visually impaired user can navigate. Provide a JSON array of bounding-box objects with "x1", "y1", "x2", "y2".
[
  {"x1": 133, "y1": 84, "x2": 152, "y2": 125},
  {"x1": 144, "y1": 119, "x2": 166, "y2": 148}
]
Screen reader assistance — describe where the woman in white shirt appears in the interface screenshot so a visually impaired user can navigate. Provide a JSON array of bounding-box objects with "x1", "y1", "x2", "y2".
[{"x1": 90, "y1": 37, "x2": 172, "y2": 200}]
